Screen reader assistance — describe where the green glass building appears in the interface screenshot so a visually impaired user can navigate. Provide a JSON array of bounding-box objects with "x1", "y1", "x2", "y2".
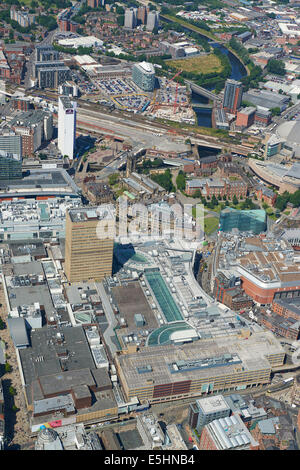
[
  {"x1": 0, "y1": 154, "x2": 22, "y2": 180},
  {"x1": 219, "y1": 208, "x2": 267, "y2": 234},
  {"x1": 0, "y1": 135, "x2": 22, "y2": 180}
]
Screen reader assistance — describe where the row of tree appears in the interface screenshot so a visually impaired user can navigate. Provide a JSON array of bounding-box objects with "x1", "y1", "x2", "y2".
[
  {"x1": 275, "y1": 190, "x2": 300, "y2": 212},
  {"x1": 150, "y1": 169, "x2": 176, "y2": 193}
]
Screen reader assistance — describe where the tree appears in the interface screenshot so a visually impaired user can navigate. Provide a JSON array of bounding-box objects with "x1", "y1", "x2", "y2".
[
  {"x1": 266, "y1": 59, "x2": 286, "y2": 76},
  {"x1": 0, "y1": 318, "x2": 5, "y2": 330},
  {"x1": 108, "y1": 173, "x2": 119, "y2": 186},
  {"x1": 232, "y1": 195, "x2": 238, "y2": 205},
  {"x1": 211, "y1": 194, "x2": 218, "y2": 207},
  {"x1": 9, "y1": 386, "x2": 16, "y2": 396},
  {"x1": 271, "y1": 107, "x2": 281, "y2": 117},
  {"x1": 176, "y1": 171, "x2": 186, "y2": 191},
  {"x1": 5, "y1": 362, "x2": 12, "y2": 373},
  {"x1": 117, "y1": 15, "x2": 124, "y2": 27},
  {"x1": 116, "y1": 5, "x2": 124, "y2": 14},
  {"x1": 150, "y1": 169, "x2": 175, "y2": 193}
]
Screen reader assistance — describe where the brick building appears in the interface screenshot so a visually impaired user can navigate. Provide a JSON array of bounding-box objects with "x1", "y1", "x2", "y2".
[
  {"x1": 83, "y1": 180, "x2": 114, "y2": 204},
  {"x1": 213, "y1": 272, "x2": 253, "y2": 311},
  {"x1": 185, "y1": 177, "x2": 247, "y2": 198},
  {"x1": 250, "y1": 415, "x2": 296, "y2": 450},
  {"x1": 183, "y1": 155, "x2": 218, "y2": 177},
  {"x1": 236, "y1": 107, "x2": 256, "y2": 128},
  {"x1": 256, "y1": 185, "x2": 277, "y2": 207},
  {"x1": 254, "y1": 107, "x2": 271, "y2": 126}
]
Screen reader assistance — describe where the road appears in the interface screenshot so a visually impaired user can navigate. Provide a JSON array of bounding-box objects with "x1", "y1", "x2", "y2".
[{"x1": 266, "y1": 101, "x2": 300, "y2": 133}]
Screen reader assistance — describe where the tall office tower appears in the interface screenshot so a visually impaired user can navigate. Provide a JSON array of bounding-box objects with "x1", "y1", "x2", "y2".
[
  {"x1": 146, "y1": 10, "x2": 159, "y2": 32},
  {"x1": 65, "y1": 207, "x2": 114, "y2": 283},
  {"x1": 124, "y1": 8, "x2": 137, "y2": 29},
  {"x1": 137, "y1": 6, "x2": 147, "y2": 25},
  {"x1": 58, "y1": 96, "x2": 76, "y2": 160},
  {"x1": 222, "y1": 79, "x2": 243, "y2": 114}
]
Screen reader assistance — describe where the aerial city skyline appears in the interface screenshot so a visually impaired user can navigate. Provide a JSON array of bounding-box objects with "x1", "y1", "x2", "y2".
[{"x1": 0, "y1": 0, "x2": 300, "y2": 456}]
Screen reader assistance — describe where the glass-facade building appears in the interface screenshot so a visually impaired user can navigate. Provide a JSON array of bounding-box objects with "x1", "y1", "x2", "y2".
[
  {"x1": 0, "y1": 135, "x2": 22, "y2": 180},
  {"x1": 132, "y1": 62, "x2": 155, "y2": 92},
  {"x1": 219, "y1": 208, "x2": 267, "y2": 235},
  {"x1": 0, "y1": 154, "x2": 22, "y2": 180},
  {"x1": 222, "y1": 79, "x2": 243, "y2": 113}
]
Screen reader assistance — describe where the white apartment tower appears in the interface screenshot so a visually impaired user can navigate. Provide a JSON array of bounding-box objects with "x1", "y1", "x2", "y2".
[
  {"x1": 146, "y1": 11, "x2": 159, "y2": 32},
  {"x1": 58, "y1": 96, "x2": 76, "y2": 160},
  {"x1": 124, "y1": 8, "x2": 137, "y2": 29}
]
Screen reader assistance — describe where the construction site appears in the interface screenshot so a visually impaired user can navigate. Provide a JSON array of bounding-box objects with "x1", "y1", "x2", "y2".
[{"x1": 93, "y1": 67, "x2": 195, "y2": 124}]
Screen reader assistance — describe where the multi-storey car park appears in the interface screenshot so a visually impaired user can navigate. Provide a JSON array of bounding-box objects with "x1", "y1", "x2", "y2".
[{"x1": 115, "y1": 331, "x2": 284, "y2": 404}]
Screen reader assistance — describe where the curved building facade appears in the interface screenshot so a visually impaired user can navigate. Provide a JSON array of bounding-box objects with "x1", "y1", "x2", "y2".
[{"x1": 248, "y1": 159, "x2": 300, "y2": 194}]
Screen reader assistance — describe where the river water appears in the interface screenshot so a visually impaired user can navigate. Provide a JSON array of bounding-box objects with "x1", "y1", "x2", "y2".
[{"x1": 192, "y1": 43, "x2": 247, "y2": 127}]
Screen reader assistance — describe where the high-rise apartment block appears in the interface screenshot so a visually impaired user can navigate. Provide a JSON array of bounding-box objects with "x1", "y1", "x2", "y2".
[
  {"x1": 132, "y1": 62, "x2": 155, "y2": 92},
  {"x1": 34, "y1": 62, "x2": 71, "y2": 89},
  {"x1": 137, "y1": 6, "x2": 147, "y2": 25},
  {"x1": 124, "y1": 8, "x2": 138, "y2": 29},
  {"x1": 222, "y1": 79, "x2": 243, "y2": 114},
  {"x1": 10, "y1": 6, "x2": 35, "y2": 28},
  {"x1": 146, "y1": 11, "x2": 159, "y2": 32},
  {"x1": 33, "y1": 46, "x2": 70, "y2": 89},
  {"x1": 35, "y1": 45, "x2": 59, "y2": 63},
  {"x1": 65, "y1": 207, "x2": 114, "y2": 283},
  {"x1": 58, "y1": 96, "x2": 76, "y2": 160}
]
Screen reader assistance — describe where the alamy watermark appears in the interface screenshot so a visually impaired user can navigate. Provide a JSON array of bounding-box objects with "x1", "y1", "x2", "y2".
[{"x1": 95, "y1": 196, "x2": 205, "y2": 242}]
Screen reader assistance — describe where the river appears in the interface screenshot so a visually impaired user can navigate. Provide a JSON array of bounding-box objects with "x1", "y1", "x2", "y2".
[
  {"x1": 161, "y1": 16, "x2": 248, "y2": 127},
  {"x1": 194, "y1": 42, "x2": 247, "y2": 127}
]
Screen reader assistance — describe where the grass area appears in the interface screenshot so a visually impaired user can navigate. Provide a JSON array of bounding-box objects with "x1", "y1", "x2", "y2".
[
  {"x1": 191, "y1": 207, "x2": 219, "y2": 234},
  {"x1": 161, "y1": 14, "x2": 250, "y2": 76},
  {"x1": 204, "y1": 217, "x2": 219, "y2": 235},
  {"x1": 168, "y1": 54, "x2": 223, "y2": 75}
]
